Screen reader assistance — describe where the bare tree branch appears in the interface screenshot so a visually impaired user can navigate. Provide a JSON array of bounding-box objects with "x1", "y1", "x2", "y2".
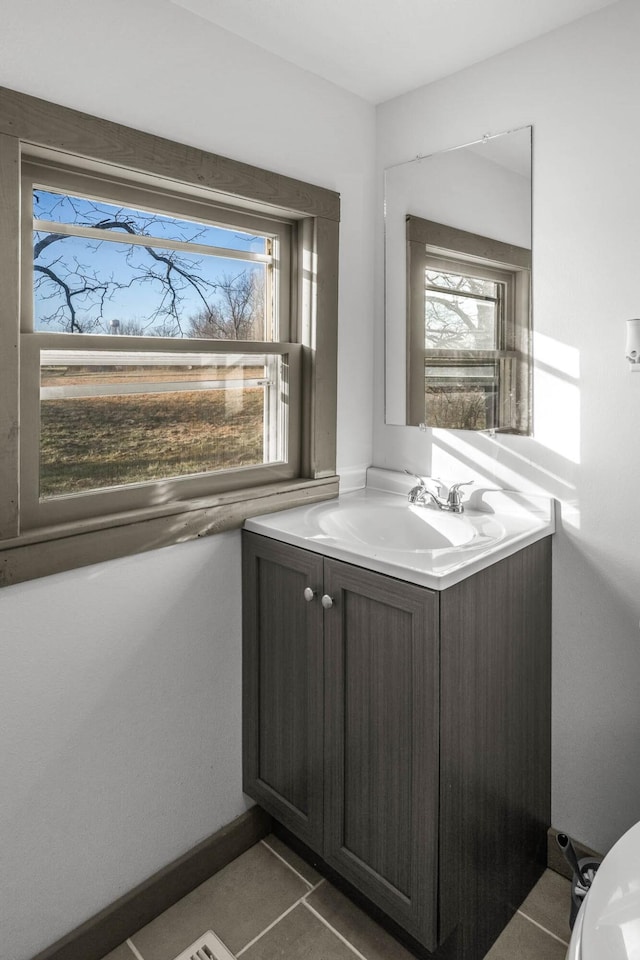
[
  {"x1": 33, "y1": 263, "x2": 109, "y2": 333},
  {"x1": 188, "y1": 271, "x2": 264, "y2": 341},
  {"x1": 33, "y1": 204, "x2": 222, "y2": 335}
]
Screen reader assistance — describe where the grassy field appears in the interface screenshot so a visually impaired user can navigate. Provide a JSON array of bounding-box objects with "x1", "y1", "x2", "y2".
[{"x1": 40, "y1": 388, "x2": 264, "y2": 498}]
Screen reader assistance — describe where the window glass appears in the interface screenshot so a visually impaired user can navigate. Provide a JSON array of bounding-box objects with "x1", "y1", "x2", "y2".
[
  {"x1": 424, "y1": 361, "x2": 499, "y2": 431},
  {"x1": 425, "y1": 268, "x2": 497, "y2": 298},
  {"x1": 425, "y1": 268, "x2": 500, "y2": 351},
  {"x1": 32, "y1": 188, "x2": 273, "y2": 339},
  {"x1": 39, "y1": 349, "x2": 289, "y2": 498},
  {"x1": 34, "y1": 188, "x2": 268, "y2": 252}
]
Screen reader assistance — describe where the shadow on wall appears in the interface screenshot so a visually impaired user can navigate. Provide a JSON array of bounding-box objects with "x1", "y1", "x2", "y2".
[{"x1": 552, "y1": 531, "x2": 640, "y2": 854}]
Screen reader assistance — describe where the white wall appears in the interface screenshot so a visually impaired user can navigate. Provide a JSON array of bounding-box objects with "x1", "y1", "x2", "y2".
[
  {"x1": 0, "y1": 2, "x2": 375, "y2": 957},
  {"x1": 1, "y1": 535, "x2": 244, "y2": 955},
  {"x1": 375, "y1": 0, "x2": 640, "y2": 855}
]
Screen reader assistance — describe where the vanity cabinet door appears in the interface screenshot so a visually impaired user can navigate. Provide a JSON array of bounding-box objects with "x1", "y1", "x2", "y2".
[
  {"x1": 322, "y1": 558, "x2": 440, "y2": 951},
  {"x1": 242, "y1": 532, "x2": 324, "y2": 853}
]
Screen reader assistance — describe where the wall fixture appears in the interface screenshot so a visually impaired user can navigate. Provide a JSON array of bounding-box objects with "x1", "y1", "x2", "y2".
[{"x1": 625, "y1": 319, "x2": 640, "y2": 370}]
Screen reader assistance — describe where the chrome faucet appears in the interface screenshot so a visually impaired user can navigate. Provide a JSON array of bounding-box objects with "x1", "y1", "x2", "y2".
[
  {"x1": 405, "y1": 472, "x2": 443, "y2": 506},
  {"x1": 404, "y1": 471, "x2": 473, "y2": 514},
  {"x1": 445, "y1": 481, "x2": 474, "y2": 514}
]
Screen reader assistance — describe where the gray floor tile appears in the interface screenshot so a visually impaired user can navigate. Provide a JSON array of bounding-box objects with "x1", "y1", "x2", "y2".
[
  {"x1": 240, "y1": 903, "x2": 356, "y2": 960},
  {"x1": 130, "y1": 843, "x2": 309, "y2": 960},
  {"x1": 262, "y1": 835, "x2": 322, "y2": 886},
  {"x1": 307, "y1": 882, "x2": 415, "y2": 960},
  {"x1": 99, "y1": 945, "x2": 137, "y2": 960},
  {"x1": 518, "y1": 869, "x2": 572, "y2": 944},
  {"x1": 483, "y1": 911, "x2": 568, "y2": 960}
]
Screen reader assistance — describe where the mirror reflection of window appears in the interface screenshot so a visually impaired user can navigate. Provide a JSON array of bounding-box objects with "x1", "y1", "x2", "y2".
[
  {"x1": 406, "y1": 217, "x2": 531, "y2": 433},
  {"x1": 425, "y1": 267, "x2": 500, "y2": 351}
]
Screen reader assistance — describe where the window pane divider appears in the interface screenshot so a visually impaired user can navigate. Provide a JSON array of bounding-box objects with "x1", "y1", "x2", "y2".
[
  {"x1": 24, "y1": 331, "x2": 291, "y2": 355},
  {"x1": 425, "y1": 284, "x2": 499, "y2": 305},
  {"x1": 424, "y1": 349, "x2": 517, "y2": 361},
  {"x1": 33, "y1": 218, "x2": 273, "y2": 264}
]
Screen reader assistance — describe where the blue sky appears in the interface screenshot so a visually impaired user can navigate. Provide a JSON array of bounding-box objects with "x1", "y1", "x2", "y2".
[{"x1": 33, "y1": 189, "x2": 267, "y2": 336}]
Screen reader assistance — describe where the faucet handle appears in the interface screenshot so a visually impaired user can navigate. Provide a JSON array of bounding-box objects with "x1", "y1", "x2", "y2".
[
  {"x1": 447, "y1": 480, "x2": 473, "y2": 505},
  {"x1": 404, "y1": 470, "x2": 443, "y2": 494},
  {"x1": 403, "y1": 469, "x2": 425, "y2": 488},
  {"x1": 449, "y1": 480, "x2": 473, "y2": 494}
]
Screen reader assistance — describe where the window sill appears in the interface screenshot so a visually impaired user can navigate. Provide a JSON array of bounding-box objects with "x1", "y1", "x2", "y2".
[{"x1": 0, "y1": 475, "x2": 339, "y2": 587}]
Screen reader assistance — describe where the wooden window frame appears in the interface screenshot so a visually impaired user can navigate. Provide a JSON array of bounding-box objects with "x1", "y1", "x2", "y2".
[
  {"x1": 406, "y1": 216, "x2": 531, "y2": 433},
  {"x1": 0, "y1": 86, "x2": 340, "y2": 586}
]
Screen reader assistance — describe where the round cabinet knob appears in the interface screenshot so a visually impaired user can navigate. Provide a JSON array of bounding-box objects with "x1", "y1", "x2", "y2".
[
  {"x1": 303, "y1": 587, "x2": 316, "y2": 602},
  {"x1": 321, "y1": 594, "x2": 334, "y2": 609}
]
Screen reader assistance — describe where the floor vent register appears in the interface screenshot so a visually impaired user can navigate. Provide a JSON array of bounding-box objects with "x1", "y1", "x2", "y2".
[{"x1": 171, "y1": 931, "x2": 237, "y2": 960}]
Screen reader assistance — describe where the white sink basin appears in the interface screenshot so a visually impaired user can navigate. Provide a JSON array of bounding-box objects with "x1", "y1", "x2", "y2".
[
  {"x1": 245, "y1": 469, "x2": 555, "y2": 590},
  {"x1": 318, "y1": 500, "x2": 502, "y2": 551}
]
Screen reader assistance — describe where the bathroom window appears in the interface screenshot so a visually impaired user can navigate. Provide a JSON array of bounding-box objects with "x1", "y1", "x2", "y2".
[
  {"x1": 0, "y1": 86, "x2": 339, "y2": 582},
  {"x1": 406, "y1": 216, "x2": 531, "y2": 433},
  {"x1": 20, "y1": 160, "x2": 302, "y2": 528}
]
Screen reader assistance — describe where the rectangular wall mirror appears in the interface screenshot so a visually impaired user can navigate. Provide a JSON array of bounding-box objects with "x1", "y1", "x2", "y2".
[{"x1": 384, "y1": 126, "x2": 532, "y2": 430}]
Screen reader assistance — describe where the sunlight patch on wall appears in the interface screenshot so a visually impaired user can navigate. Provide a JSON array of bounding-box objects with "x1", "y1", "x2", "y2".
[
  {"x1": 429, "y1": 328, "x2": 582, "y2": 530},
  {"x1": 431, "y1": 430, "x2": 524, "y2": 490},
  {"x1": 431, "y1": 429, "x2": 581, "y2": 532},
  {"x1": 533, "y1": 331, "x2": 580, "y2": 465}
]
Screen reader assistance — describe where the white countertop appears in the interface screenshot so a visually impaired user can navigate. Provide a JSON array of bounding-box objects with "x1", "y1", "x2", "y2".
[{"x1": 244, "y1": 468, "x2": 555, "y2": 590}]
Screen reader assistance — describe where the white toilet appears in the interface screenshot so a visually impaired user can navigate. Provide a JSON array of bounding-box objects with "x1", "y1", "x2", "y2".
[{"x1": 568, "y1": 820, "x2": 640, "y2": 960}]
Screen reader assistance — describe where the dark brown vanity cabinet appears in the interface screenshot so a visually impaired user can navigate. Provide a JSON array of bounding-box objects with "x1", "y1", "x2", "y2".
[{"x1": 242, "y1": 530, "x2": 551, "y2": 959}]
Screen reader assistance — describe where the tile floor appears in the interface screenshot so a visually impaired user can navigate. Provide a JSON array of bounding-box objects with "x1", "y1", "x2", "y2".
[{"x1": 100, "y1": 836, "x2": 572, "y2": 960}]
